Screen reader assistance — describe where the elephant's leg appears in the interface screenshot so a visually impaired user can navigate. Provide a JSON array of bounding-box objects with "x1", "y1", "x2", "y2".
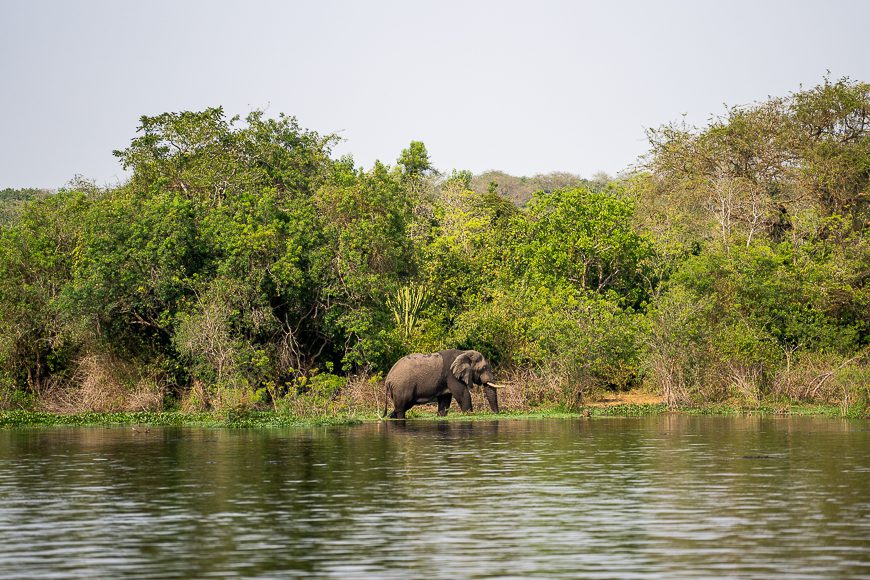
[
  {"x1": 390, "y1": 400, "x2": 409, "y2": 419},
  {"x1": 446, "y1": 377, "x2": 473, "y2": 412},
  {"x1": 437, "y1": 394, "x2": 452, "y2": 416},
  {"x1": 388, "y1": 388, "x2": 412, "y2": 419}
]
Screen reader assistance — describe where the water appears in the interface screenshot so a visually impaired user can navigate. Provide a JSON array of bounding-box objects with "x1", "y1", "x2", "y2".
[{"x1": 0, "y1": 416, "x2": 868, "y2": 578}]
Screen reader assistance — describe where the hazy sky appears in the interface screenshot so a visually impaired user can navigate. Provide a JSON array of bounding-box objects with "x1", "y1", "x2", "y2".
[{"x1": 2, "y1": 0, "x2": 869, "y2": 189}]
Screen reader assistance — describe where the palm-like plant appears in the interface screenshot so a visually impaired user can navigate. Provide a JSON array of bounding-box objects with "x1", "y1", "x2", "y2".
[{"x1": 387, "y1": 284, "x2": 429, "y2": 342}]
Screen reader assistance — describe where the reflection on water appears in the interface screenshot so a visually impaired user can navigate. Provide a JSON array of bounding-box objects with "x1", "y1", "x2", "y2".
[{"x1": 0, "y1": 416, "x2": 868, "y2": 578}]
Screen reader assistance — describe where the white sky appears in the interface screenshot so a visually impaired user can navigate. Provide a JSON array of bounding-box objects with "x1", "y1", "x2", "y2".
[{"x1": 2, "y1": 0, "x2": 868, "y2": 189}]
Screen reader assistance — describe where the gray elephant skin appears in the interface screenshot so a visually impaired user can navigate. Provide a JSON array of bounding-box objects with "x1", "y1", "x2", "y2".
[{"x1": 383, "y1": 349, "x2": 500, "y2": 419}]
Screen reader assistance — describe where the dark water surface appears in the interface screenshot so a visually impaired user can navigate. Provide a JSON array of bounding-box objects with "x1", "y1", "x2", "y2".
[{"x1": 0, "y1": 416, "x2": 868, "y2": 578}]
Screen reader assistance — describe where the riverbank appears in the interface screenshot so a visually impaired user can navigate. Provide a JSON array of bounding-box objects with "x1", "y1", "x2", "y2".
[{"x1": 0, "y1": 400, "x2": 861, "y2": 429}]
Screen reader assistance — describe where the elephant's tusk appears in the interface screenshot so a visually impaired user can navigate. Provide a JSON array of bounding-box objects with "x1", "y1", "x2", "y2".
[{"x1": 485, "y1": 382, "x2": 511, "y2": 389}]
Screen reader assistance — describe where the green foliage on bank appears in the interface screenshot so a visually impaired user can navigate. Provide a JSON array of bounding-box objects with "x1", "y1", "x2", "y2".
[
  {"x1": 0, "y1": 410, "x2": 363, "y2": 428},
  {"x1": 0, "y1": 77, "x2": 867, "y2": 415},
  {"x1": 3, "y1": 402, "x2": 859, "y2": 428}
]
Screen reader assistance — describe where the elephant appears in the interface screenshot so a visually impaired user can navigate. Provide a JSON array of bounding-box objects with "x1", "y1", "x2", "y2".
[{"x1": 382, "y1": 349, "x2": 504, "y2": 419}]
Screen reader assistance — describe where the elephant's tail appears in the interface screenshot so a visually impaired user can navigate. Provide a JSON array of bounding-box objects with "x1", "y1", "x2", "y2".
[{"x1": 382, "y1": 382, "x2": 391, "y2": 418}]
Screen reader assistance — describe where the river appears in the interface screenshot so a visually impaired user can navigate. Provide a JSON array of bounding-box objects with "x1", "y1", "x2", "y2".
[{"x1": 1, "y1": 416, "x2": 868, "y2": 578}]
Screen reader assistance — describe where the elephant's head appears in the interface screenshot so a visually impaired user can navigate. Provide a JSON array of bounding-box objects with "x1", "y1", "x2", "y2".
[{"x1": 450, "y1": 350, "x2": 500, "y2": 413}]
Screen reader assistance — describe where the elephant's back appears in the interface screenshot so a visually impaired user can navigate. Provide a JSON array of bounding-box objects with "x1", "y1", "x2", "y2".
[{"x1": 385, "y1": 353, "x2": 442, "y2": 383}]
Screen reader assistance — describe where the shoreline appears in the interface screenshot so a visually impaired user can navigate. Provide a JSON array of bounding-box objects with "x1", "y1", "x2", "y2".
[{"x1": 0, "y1": 402, "x2": 862, "y2": 429}]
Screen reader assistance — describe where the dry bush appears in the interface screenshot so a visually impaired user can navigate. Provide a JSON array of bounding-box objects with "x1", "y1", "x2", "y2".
[
  {"x1": 530, "y1": 367, "x2": 576, "y2": 408},
  {"x1": 647, "y1": 354, "x2": 690, "y2": 408},
  {"x1": 41, "y1": 354, "x2": 164, "y2": 413},
  {"x1": 772, "y1": 351, "x2": 869, "y2": 404},
  {"x1": 123, "y1": 381, "x2": 165, "y2": 411},
  {"x1": 645, "y1": 353, "x2": 764, "y2": 409},
  {"x1": 340, "y1": 373, "x2": 383, "y2": 414},
  {"x1": 179, "y1": 379, "x2": 211, "y2": 412},
  {"x1": 726, "y1": 364, "x2": 764, "y2": 407}
]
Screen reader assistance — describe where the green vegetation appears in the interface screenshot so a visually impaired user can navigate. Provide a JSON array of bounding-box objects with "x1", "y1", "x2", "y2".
[
  {"x1": 0, "y1": 410, "x2": 362, "y2": 428},
  {"x1": 0, "y1": 78, "x2": 867, "y2": 419},
  {"x1": 0, "y1": 187, "x2": 51, "y2": 225},
  {"x1": 2, "y1": 402, "x2": 854, "y2": 428}
]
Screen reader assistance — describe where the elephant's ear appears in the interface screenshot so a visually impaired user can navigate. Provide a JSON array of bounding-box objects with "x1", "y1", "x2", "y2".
[{"x1": 450, "y1": 351, "x2": 474, "y2": 386}]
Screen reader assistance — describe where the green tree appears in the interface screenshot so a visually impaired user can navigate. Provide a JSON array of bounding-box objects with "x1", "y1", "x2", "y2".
[
  {"x1": 397, "y1": 140, "x2": 434, "y2": 178},
  {"x1": 0, "y1": 191, "x2": 87, "y2": 395},
  {"x1": 520, "y1": 186, "x2": 654, "y2": 307},
  {"x1": 314, "y1": 159, "x2": 417, "y2": 369}
]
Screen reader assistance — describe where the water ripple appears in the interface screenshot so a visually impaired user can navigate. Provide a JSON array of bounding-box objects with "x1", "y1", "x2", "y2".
[{"x1": 0, "y1": 417, "x2": 868, "y2": 578}]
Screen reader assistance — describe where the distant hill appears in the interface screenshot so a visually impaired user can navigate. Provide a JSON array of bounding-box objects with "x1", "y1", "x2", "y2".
[{"x1": 469, "y1": 171, "x2": 609, "y2": 205}]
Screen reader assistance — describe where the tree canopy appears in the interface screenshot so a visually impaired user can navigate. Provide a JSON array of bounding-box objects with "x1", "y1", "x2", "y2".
[{"x1": 0, "y1": 77, "x2": 867, "y2": 413}]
